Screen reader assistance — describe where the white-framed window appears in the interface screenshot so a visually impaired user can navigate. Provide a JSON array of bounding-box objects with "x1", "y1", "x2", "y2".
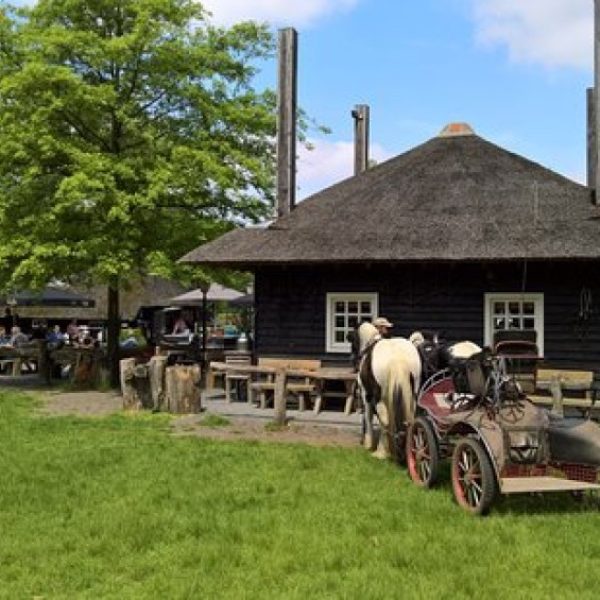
[
  {"x1": 326, "y1": 293, "x2": 378, "y2": 353},
  {"x1": 484, "y1": 293, "x2": 544, "y2": 355}
]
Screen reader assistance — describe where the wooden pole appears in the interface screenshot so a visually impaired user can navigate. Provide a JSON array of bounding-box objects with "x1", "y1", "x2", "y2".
[
  {"x1": 276, "y1": 27, "x2": 298, "y2": 218},
  {"x1": 588, "y1": 87, "x2": 596, "y2": 189},
  {"x1": 273, "y1": 367, "x2": 287, "y2": 425},
  {"x1": 352, "y1": 104, "x2": 370, "y2": 175},
  {"x1": 594, "y1": 0, "x2": 600, "y2": 202}
]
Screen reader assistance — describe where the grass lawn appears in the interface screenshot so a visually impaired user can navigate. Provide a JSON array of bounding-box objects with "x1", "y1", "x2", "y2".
[{"x1": 1, "y1": 391, "x2": 600, "y2": 599}]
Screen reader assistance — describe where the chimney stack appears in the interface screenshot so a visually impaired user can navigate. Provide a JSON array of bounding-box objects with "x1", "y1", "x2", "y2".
[
  {"x1": 587, "y1": 87, "x2": 596, "y2": 189},
  {"x1": 352, "y1": 104, "x2": 370, "y2": 175},
  {"x1": 276, "y1": 28, "x2": 298, "y2": 218},
  {"x1": 594, "y1": 1, "x2": 600, "y2": 201}
]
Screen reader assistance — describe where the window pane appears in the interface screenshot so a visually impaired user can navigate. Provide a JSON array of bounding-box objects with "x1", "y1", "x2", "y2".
[
  {"x1": 508, "y1": 302, "x2": 520, "y2": 315},
  {"x1": 360, "y1": 302, "x2": 371, "y2": 313},
  {"x1": 523, "y1": 302, "x2": 534, "y2": 315},
  {"x1": 523, "y1": 318, "x2": 535, "y2": 330},
  {"x1": 348, "y1": 302, "x2": 358, "y2": 314},
  {"x1": 335, "y1": 330, "x2": 345, "y2": 343},
  {"x1": 348, "y1": 316, "x2": 359, "y2": 329},
  {"x1": 508, "y1": 317, "x2": 521, "y2": 329},
  {"x1": 493, "y1": 302, "x2": 505, "y2": 315},
  {"x1": 335, "y1": 301, "x2": 345, "y2": 313},
  {"x1": 494, "y1": 318, "x2": 505, "y2": 330},
  {"x1": 335, "y1": 316, "x2": 345, "y2": 328}
]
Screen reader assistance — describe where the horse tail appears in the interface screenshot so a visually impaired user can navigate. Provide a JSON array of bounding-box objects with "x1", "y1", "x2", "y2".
[{"x1": 384, "y1": 360, "x2": 414, "y2": 463}]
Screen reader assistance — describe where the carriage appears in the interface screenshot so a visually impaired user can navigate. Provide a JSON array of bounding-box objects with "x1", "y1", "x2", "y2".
[{"x1": 405, "y1": 350, "x2": 600, "y2": 515}]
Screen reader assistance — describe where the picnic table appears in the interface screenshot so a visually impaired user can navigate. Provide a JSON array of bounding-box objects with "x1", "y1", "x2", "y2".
[{"x1": 208, "y1": 361, "x2": 357, "y2": 414}]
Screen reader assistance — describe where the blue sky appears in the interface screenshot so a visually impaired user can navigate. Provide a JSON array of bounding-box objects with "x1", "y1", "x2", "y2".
[
  {"x1": 204, "y1": 0, "x2": 594, "y2": 198},
  {"x1": 12, "y1": 1, "x2": 596, "y2": 198}
]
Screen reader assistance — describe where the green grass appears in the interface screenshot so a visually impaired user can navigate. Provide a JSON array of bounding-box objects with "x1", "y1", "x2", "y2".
[
  {"x1": 1, "y1": 391, "x2": 600, "y2": 598},
  {"x1": 199, "y1": 413, "x2": 230, "y2": 428}
]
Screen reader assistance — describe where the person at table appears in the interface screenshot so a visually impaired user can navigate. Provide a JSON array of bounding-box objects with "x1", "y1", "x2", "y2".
[
  {"x1": 9, "y1": 326, "x2": 29, "y2": 347},
  {"x1": 66, "y1": 319, "x2": 80, "y2": 342},
  {"x1": 172, "y1": 314, "x2": 191, "y2": 335}
]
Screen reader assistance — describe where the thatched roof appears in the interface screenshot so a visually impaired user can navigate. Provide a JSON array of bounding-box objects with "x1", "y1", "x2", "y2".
[{"x1": 181, "y1": 126, "x2": 600, "y2": 268}]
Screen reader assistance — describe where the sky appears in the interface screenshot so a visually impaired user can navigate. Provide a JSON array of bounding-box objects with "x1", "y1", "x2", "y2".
[
  {"x1": 202, "y1": 0, "x2": 594, "y2": 199},
  {"x1": 11, "y1": 0, "x2": 597, "y2": 199}
]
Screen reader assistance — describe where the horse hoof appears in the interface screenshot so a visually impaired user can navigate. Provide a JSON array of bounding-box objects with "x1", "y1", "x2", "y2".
[
  {"x1": 376, "y1": 402, "x2": 389, "y2": 427},
  {"x1": 363, "y1": 434, "x2": 374, "y2": 451},
  {"x1": 372, "y1": 447, "x2": 390, "y2": 460}
]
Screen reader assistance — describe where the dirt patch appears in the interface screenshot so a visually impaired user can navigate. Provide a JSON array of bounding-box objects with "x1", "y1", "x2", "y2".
[
  {"x1": 39, "y1": 391, "x2": 122, "y2": 417},
  {"x1": 172, "y1": 414, "x2": 361, "y2": 448},
  {"x1": 35, "y1": 390, "x2": 361, "y2": 448}
]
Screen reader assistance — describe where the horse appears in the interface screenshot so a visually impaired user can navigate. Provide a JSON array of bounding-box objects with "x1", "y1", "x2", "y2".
[
  {"x1": 409, "y1": 330, "x2": 482, "y2": 383},
  {"x1": 355, "y1": 322, "x2": 422, "y2": 461}
]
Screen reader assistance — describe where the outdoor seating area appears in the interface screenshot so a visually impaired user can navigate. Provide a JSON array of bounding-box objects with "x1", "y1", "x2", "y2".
[{"x1": 207, "y1": 357, "x2": 357, "y2": 415}]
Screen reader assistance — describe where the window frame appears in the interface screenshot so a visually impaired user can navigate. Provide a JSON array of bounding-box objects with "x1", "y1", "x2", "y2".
[
  {"x1": 325, "y1": 292, "x2": 379, "y2": 353},
  {"x1": 483, "y1": 292, "x2": 544, "y2": 355}
]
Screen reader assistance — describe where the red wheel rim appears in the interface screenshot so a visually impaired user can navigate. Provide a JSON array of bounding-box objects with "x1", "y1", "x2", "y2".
[
  {"x1": 452, "y1": 444, "x2": 484, "y2": 509},
  {"x1": 408, "y1": 422, "x2": 432, "y2": 484}
]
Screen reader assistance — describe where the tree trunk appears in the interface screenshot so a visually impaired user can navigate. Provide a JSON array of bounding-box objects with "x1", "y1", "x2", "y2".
[
  {"x1": 107, "y1": 280, "x2": 120, "y2": 388},
  {"x1": 165, "y1": 364, "x2": 201, "y2": 413},
  {"x1": 149, "y1": 355, "x2": 168, "y2": 411}
]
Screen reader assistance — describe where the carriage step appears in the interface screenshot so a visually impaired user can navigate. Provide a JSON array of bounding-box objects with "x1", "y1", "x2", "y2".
[{"x1": 500, "y1": 476, "x2": 600, "y2": 494}]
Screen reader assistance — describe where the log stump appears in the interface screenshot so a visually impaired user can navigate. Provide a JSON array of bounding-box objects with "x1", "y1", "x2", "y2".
[
  {"x1": 165, "y1": 364, "x2": 201, "y2": 413},
  {"x1": 149, "y1": 355, "x2": 168, "y2": 411},
  {"x1": 119, "y1": 358, "x2": 152, "y2": 410}
]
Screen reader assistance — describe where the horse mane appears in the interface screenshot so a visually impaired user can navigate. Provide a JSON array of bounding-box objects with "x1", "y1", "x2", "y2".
[{"x1": 357, "y1": 321, "x2": 378, "y2": 353}]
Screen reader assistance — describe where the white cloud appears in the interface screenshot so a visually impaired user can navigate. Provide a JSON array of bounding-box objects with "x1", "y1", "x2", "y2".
[
  {"x1": 297, "y1": 138, "x2": 392, "y2": 199},
  {"x1": 201, "y1": 0, "x2": 359, "y2": 27},
  {"x1": 472, "y1": 0, "x2": 592, "y2": 70}
]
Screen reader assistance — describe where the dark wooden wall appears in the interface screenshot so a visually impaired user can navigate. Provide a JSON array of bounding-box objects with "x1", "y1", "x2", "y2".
[{"x1": 254, "y1": 261, "x2": 600, "y2": 369}]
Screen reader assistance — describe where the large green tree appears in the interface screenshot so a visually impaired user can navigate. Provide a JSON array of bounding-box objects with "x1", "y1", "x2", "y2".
[{"x1": 0, "y1": 0, "x2": 276, "y2": 383}]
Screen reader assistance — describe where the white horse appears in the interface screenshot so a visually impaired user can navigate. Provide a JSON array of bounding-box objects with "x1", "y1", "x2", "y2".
[{"x1": 356, "y1": 322, "x2": 422, "y2": 461}]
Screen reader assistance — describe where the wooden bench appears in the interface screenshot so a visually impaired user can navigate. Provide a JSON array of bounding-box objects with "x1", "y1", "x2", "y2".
[
  {"x1": 251, "y1": 358, "x2": 321, "y2": 410},
  {"x1": 224, "y1": 355, "x2": 252, "y2": 403},
  {"x1": 530, "y1": 368, "x2": 597, "y2": 416}
]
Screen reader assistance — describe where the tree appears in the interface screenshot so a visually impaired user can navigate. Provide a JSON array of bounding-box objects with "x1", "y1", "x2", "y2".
[{"x1": 0, "y1": 0, "x2": 276, "y2": 384}]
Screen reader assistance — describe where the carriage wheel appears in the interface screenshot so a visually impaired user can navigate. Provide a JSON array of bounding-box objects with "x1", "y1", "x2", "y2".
[
  {"x1": 451, "y1": 437, "x2": 498, "y2": 515},
  {"x1": 406, "y1": 417, "x2": 440, "y2": 488}
]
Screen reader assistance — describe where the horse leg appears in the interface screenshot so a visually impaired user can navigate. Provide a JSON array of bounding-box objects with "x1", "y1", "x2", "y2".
[
  {"x1": 372, "y1": 398, "x2": 391, "y2": 460},
  {"x1": 361, "y1": 387, "x2": 376, "y2": 451}
]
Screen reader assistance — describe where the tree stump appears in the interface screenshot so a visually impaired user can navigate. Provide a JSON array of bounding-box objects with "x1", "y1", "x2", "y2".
[
  {"x1": 165, "y1": 364, "x2": 201, "y2": 413},
  {"x1": 119, "y1": 359, "x2": 152, "y2": 409},
  {"x1": 149, "y1": 355, "x2": 168, "y2": 411},
  {"x1": 120, "y1": 358, "x2": 138, "y2": 409}
]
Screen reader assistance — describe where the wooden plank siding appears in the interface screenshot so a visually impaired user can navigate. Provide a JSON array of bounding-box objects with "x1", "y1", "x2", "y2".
[{"x1": 254, "y1": 261, "x2": 600, "y2": 369}]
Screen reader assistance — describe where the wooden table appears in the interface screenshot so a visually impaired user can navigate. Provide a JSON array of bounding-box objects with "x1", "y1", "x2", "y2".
[{"x1": 311, "y1": 367, "x2": 356, "y2": 415}]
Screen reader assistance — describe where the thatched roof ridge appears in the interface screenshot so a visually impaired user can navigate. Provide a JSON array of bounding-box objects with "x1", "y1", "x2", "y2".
[{"x1": 181, "y1": 132, "x2": 599, "y2": 267}]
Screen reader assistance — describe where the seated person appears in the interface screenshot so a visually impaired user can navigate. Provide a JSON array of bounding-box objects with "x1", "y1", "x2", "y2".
[
  {"x1": 172, "y1": 315, "x2": 191, "y2": 335},
  {"x1": 10, "y1": 326, "x2": 29, "y2": 347}
]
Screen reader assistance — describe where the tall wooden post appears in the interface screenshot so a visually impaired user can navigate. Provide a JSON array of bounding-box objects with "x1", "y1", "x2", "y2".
[
  {"x1": 276, "y1": 28, "x2": 298, "y2": 219},
  {"x1": 588, "y1": 88, "x2": 596, "y2": 189},
  {"x1": 594, "y1": 0, "x2": 600, "y2": 202},
  {"x1": 352, "y1": 104, "x2": 370, "y2": 175},
  {"x1": 273, "y1": 368, "x2": 287, "y2": 426}
]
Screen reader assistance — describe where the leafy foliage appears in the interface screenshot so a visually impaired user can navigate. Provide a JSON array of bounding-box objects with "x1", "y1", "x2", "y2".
[{"x1": 0, "y1": 0, "x2": 276, "y2": 290}]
